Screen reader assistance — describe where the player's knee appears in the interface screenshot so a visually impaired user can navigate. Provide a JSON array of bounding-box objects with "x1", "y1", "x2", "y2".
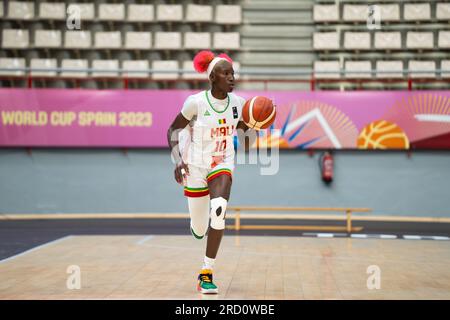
[
  {"x1": 188, "y1": 196, "x2": 209, "y2": 239},
  {"x1": 210, "y1": 197, "x2": 227, "y2": 230},
  {"x1": 190, "y1": 221, "x2": 208, "y2": 240}
]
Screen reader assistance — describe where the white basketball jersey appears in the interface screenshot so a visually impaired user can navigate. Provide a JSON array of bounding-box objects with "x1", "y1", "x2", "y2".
[{"x1": 180, "y1": 90, "x2": 245, "y2": 169}]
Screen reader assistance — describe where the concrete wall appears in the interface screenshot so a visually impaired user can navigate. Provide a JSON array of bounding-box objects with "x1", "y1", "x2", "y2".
[{"x1": 0, "y1": 148, "x2": 449, "y2": 217}]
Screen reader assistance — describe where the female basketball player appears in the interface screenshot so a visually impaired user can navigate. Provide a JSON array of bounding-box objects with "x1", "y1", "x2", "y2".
[{"x1": 167, "y1": 51, "x2": 250, "y2": 294}]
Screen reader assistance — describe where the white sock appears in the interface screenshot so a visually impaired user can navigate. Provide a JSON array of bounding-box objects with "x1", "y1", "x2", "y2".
[{"x1": 202, "y1": 256, "x2": 215, "y2": 271}]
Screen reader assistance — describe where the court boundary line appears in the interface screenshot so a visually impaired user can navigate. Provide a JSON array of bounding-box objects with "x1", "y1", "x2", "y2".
[
  {"x1": 1, "y1": 212, "x2": 450, "y2": 223},
  {"x1": 302, "y1": 232, "x2": 450, "y2": 241},
  {"x1": 135, "y1": 235, "x2": 154, "y2": 245},
  {"x1": 0, "y1": 235, "x2": 74, "y2": 264}
]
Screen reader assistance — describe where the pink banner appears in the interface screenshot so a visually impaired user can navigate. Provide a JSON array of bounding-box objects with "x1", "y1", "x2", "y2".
[{"x1": 0, "y1": 89, "x2": 449, "y2": 149}]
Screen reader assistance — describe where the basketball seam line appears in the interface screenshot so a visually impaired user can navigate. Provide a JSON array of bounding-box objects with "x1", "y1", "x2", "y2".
[
  {"x1": 247, "y1": 96, "x2": 257, "y2": 129},
  {"x1": 253, "y1": 97, "x2": 272, "y2": 129},
  {"x1": 253, "y1": 97, "x2": 266, "y2": 126}
]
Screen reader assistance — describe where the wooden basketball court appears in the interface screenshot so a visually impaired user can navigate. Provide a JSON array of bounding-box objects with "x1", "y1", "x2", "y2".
[{"x1": 1, "y1": 234, "x2": 449, "y2": 300}]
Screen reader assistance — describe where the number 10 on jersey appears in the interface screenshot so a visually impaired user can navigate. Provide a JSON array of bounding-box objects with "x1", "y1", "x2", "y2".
[{"x1": 215, "y1": 140, "x2": 227, "y2": 152}]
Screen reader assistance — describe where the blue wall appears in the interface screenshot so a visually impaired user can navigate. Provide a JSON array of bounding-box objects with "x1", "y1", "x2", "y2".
[{"x1": 0, "y1": 148, "x2": 449, "y2": 217}]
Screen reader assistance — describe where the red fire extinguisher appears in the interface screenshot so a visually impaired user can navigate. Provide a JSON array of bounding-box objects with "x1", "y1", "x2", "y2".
[{"x1": 320, "y1": 151, "x2": 334, "y2": 184}]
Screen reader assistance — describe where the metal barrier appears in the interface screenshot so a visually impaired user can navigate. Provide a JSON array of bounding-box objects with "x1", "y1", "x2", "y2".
[
  {"x1": 226, "y1": 206, "x2": 372, "y2": 233},
  {"x1": 0, "y1": 68, "x2": 448, "y2": 91}
]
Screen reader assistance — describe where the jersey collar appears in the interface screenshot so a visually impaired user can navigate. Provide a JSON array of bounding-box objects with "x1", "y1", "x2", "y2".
[{"x1": 205, "y1": 90, "x2": 230, "y2": 114}]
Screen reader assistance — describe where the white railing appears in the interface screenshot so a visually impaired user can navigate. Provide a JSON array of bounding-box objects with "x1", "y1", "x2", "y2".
[{"x1": 0, "y1": 68, "x2": 447, "y2": 77}]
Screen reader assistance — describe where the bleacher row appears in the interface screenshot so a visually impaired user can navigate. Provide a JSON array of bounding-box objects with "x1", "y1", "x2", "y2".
[
  {"x1": 3, "y1": 56, "x2": 448, "y2": 80},
  {"x1": 0, "y1": 57, "x2": 241, "y2": 81},
  {"x1": 314, "y1": 60, "x2": 450, "y2": 79},
  {"x1": 313, "y1": 2, "x2": 450, "y2": 22},
  {"x1": 6, "y1": 29, "x2": 448, "y2": 52},
  {"x1": 0, "y1": 2, "x2": 242, "y2": 24},
  {"x1": 313, "y1": 31, "x2": 450, "y2": 50},
  {"x1": 2, "y1": 29, "x2": 240, "y2": 50}
]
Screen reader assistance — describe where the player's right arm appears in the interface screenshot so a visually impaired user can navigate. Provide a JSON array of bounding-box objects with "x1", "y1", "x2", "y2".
[
  {"x1": 167, "y1": 96, "x2": 197, "y2": 184},
  {"x1": 167, "y1": 113, "x2": 190, "y2": 184}
]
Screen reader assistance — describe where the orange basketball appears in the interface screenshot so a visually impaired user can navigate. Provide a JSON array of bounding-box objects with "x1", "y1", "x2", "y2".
[
  {"x1": 242, "y1": 96, "x2": 276, "y2": 130},
  {"x1": 357, "y1": 120, "x2": 410, "y2": 149}
]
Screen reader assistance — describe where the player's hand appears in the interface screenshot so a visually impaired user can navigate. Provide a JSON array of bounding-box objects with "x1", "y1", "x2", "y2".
[{"x1": 174, "y1": 161, "x2": 189, "y2": 185}]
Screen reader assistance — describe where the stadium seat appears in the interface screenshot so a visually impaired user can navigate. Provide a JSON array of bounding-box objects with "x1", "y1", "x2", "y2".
[
  {"x1": 30, "y1": 59, "x2": 57, "y2": 76},
  {"x1": 0, "y1": 58, "x2": 26, "y2": 75},
  {"x1": 34, "y1": 30, "x2": 62, "y2": 48},
  {"x1": 314, "y1": 61, "x2": 340, "y2": 79},
  {"x1": 39, "y1": 2, "x2": 65, "y2": 20},
  {"x1": 61, "y1": 59, "x2": 89, "y2": 78},
  {"x1": 345, "y1": 61, "x2": 372, "y2": 78},
  {"x1": 122, "y1": 60, "x2": 149, "y2": 78},
  {"x1": 441, "y1": 60, "x2": 450, "y2": 78},
  {"x1": 313, "y1": 32, "x2": 339, "y2": 50},
  {"x1": 125, "y1": 32, "x2": 152, "y2": 50},
  {"x1": 343, "y1": 5, "x2": 366, "y2": 22},
  {"x1": 215, "y1": 5, "x2": 242, "y2": 25},
  {"x1": 2, "y1": 29, "x2": 29, "y2": 48},
  {"x1": 438, "y1": 31, "x2": 450, "y2": 48},
  {"x1": 152, "y1": 60, "x2": 179, "y2": 80},
  {"x1": 98, "y1": 4, "x2": 125, "y2": 21},
  {"x1": 67, "y1": 3, "x2": 95, "y2": 21},
  {"x1": 184, "y1": 32, "x2": 211, "y2": 50},
  {"x1": 65, "y1": 31, "x2": 91, "y2": 49},
  {"x1": 7, "y1": 1, "x2": 34, "y2": 20},
  {"x1": 406, "y1": 32, "x2": 434, "y2": 49},
  {"x1": 376, "y1": 61, "x2": 403, "y2": 78},
  {"x1": 181, "y1": 60, "x2": 241, "y2": 80},
  {"x1": 344, "y1": 32, "x2": 371, "y2": 50},
  {"x1": 127, "y1": 4, "x2": 154, "y2": 22},
  {"x1": 154, "y1": 32, "x2": 182, "y2": 49},
  {"x1": 313, "y1": 4, "x2": 339, "y2": 22},
  {"x1": 379, "y1": 4, "x2": 400, "y2": 22},
  {"x1": 436, "y1": 3, "x2": 450, "y2": 20},
  {"x1": 232, "y1": 62, "x2": 241, "y2": 80},
  {"x1": 409, "y1": 61, "x2": 436, "y2": 78},
  {"x1": 185, "y1": 4, "x2": 213, "y2": 23},
  {"x1": 95, "y1": 32, "x2": 122, "y2": 49},
  {"x1": 92, "y1": 60, "x2": 119, "y2": 77},
  {"x1": 374, "y1": 32, "x2": 402, "y2": 50},
  {"x1": 181, "y1": 60, "x2": 204, "y2": 80},
  {"x1": 156, "y1": 5, "x2": 183, "y2": 22},
  {"x1": 213, "y1": 32, "x2": 240, "y2": 50},
  {"x1": 404, "y1": 3, "x2": 431, "y2": 21}
]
